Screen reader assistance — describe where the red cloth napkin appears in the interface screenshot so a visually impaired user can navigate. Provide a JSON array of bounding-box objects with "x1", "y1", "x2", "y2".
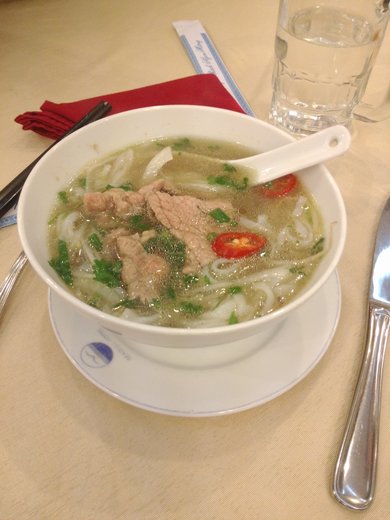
[{"x1": 15, "y1": 74, "x2": 245, "y2": 140}]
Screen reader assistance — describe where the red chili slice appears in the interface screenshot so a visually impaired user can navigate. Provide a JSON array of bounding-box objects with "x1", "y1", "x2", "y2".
[
  {"x1": 256, "y1": 173, "x2": 297, "y2": 198},
  {"x1": 212, "y1": 232, "x2": 267, "y2": 259}
]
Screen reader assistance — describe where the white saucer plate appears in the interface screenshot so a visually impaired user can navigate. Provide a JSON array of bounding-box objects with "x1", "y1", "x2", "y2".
[{"x1": 48, "y1": 271, "x2": 341, "y2": 417}]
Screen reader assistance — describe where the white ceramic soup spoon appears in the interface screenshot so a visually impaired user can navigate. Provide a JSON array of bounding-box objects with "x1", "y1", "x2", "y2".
[{"x1": 174, "y1": 125, "x2": 351, "y2": 185}]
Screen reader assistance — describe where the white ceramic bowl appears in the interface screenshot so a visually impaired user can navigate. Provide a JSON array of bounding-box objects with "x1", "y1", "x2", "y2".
[{"x1": 18, "y1": 105, "x2": 347, "y2": 351}]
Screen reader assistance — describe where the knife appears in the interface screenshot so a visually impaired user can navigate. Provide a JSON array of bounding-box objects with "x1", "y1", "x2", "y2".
[{"x1": 333, "y1": 196, "x2": 390, "y2": 510}]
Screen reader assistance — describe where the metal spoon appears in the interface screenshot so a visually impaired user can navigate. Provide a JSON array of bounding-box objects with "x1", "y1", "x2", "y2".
[{"x1": 177, "y1": 125, "x2": 351, "y2": 185}]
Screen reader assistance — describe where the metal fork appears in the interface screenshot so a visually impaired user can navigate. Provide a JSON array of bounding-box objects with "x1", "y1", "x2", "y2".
[{"x1": 0, "y1": 251, "x2": 28, "y2": 319}]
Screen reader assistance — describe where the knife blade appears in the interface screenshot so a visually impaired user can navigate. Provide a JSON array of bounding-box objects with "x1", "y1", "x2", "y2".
[
  {"x1": 372, "y1": 197, "x2": 390, "y2": 305},
  {"x1": 333, "y1": 196, "x2": 390, "y2": 510}
]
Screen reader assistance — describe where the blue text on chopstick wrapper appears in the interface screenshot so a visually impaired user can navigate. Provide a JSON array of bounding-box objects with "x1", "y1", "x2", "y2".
[
  {"x1": 172, "y1": 20, "x2": 255, "y2": 117},
  {"x1": 0, "y1": 204, "x2": 17, "y2": 229}
]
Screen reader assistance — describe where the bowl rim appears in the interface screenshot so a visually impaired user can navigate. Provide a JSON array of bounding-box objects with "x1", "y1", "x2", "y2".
[{"x1": 17, "y1": 104, "x2": 347, "y2": 339}]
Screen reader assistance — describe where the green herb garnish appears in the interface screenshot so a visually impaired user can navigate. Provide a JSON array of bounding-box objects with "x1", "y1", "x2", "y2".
[
  {"x1": 88, "y1": 297, "x2": 99, "y2": 308},
  {"x1": 104, "y1": 183, "x2": 133, "y2": 191},
  {"x1": 172, "y1": 137, "x2": 191, "y2": 150},
  {"x1": 208, "y1": 207, "x2": 231, "y2": 223},
  {"x1": 311, "y1": 237, "x2": 325, "y2": 255},
  {"x1": 143, "y1": 229, "x2": 186, "y2": 268},
  {"x1": 58, "y1": 191, "x2": 69, "y2": 204},
  {"x1": 223, "y1": 163, "x2": 236, "y2": 173},
  {"x1": 166, "y1": 286, "x2": 176, "y2": 299},
  {"x1": 289, "y1": 266, "x2": 305, "y2": 276},
  {"x1": 228, "y1": 286, "x2": 242, "y2": 294},
  {"x1": 88, "y1": 233, "x2": 103, "y2": 251},
  {"x1": 183, "y1": 274, "x2": 199, "y2": 286},
  {"x1": 130, "y1": 214, "x2": 151, "y2": 232},
  {"x1": 49, "y1": 240, "x2": 73, "y2": 286},
  {"x1": 228, "y1": 311, "x2": 239, "y2": 325},
  {"x1": 114, "y1": 298, "x2": 139, "y2": 309},
  {"x1": 207, "y1": 175, "x2": 248, "y2": 191},
  {"x1": 93, "y1": 259, "x2": 122, "y2": 288},
  {"x1": 207, "y1": 232, "x2": 218, "y2": 242},
  {"x1": 179, "y1": 302, "x2": 203, "y2": 315}
]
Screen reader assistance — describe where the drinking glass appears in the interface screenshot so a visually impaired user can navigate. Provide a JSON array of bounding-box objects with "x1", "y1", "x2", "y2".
[{"x1": 269, "y1": 0, "x2": 390, "y2": 136}]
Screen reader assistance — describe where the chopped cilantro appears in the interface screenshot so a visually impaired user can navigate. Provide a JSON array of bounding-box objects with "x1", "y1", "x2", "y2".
[
  {"x1": 130, "y1": 214, "x2": 151, "y2": 232},
  {"x1": 58, "y1": 191, "x2": 68, "y2": 204},
  {"x1": 311, "y1": 237, "x2": 325, "y2": 255},
  {"x1": 88, "y1": 233, "x2": 103, "y2": 251},
  {"x1": 183, "y1": 274, "x2": 199, "y2": 286},
  {"x1": 228, "y1": 286, "x2": 242, "y2": 294},
  {"x1": 49, "y1": 240, "x2": 73, "y2": 286},
  {"x1": 289, "y1": 266, "x2": 305, "y2": 276},
  {"x1": 179, "y1": 302, "x2": 203, "y2": 315},
  {"x1": 208, "y1": 207, "x2": 231, "y2": 223},
  {"x1": 203, "y1": 275, "x2": 212, "y2": 285},
  {"x1": 93, "y1": 259, "x2": 122, "y2": 288},
  {"x1": 104, "y1": 183, "x2": 133, "y2": 191},
  {"x1": 207, "y1": 175, "x2": 248, "y2": 191},
  {"x1": 228, "y1": 311, "x2": 239, "y2": 325},
  {"x1": 207, "y1": 232, "x2": 218, "y2": 242},
  {"x1": 172, "y1": 137, "x2": 191, "y2": 150},
  {"x1": 143, "y1": 229, "x2": 186, "y2": 268},
  {"x1": 149, "y1": 298, "x2": 161, "y2": 310},
  {"x1": 166, "y1": 286, "x2": 176, "y2": 299},
  {"x1": 223, "y1": 163, "x2": 236, "y2": 172},
  {"x1": 88, "y1": 297, "x2": 99, "y2": 308},
  {"x1": 113, "y1": 298, "x2": 139, "y2": 309}
]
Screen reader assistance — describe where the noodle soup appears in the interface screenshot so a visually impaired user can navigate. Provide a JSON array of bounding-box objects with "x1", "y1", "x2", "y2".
[{"x1": 47, "y1": 136, "x2": 324, "y2": 328}]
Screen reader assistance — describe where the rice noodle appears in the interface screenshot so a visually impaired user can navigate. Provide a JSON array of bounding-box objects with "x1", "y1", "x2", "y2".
[
  {"x1": 276, "y1": 217, "x2": 315, "y2": 249},
  {"x1": 56, "y1": 211, "x2": 85, "y2": 246},
  {"x1": 273, "y1": 283, "x2": 296, "y2": 299},
  {"x1": 71, "y1": 186, "x2": 86, "y2": 199},
  {"x1": 143, "y1": 146, "x2": 173, "y2": 181},
  {"x1": 293, "y1": 218, "x2": 313, "y2": 246},
  {"x1": 174, "y1": 181, "x2": 227, "y2": 194},
  {"x1": 72, "y1": 270, "x2": 94, "y2": 279},
  {"x1": 188, "y1": 294, "x2": 249, "y2": 328},
  {"x1": 252, "y1": 282, "x2": 276, "y2": 314},
  {"x1": 239, "y1": 216, "x2": 261, "y2": 231},
  {"x1": 189, "y1": 266, "x2": 291, "y2": 296},
  {"x1": 120, "y1": 308, "x2": 158, "y2": 324},
  {"x1": 209, "y1": 258, "x2": 241, "y2": 277},
  {"x1": 86, "y1": 163, "x2": 112, "y2": 192},
  {"x1": 109, "y1": 149, "x2": 134, "y2": 186},
  {"x1": 81, "y1": 239, "x2": 100, "y2": 264},
  {"x1": 74, "y1": 277, "x2": 127, "y2": 306},
  {"x1": 293, "y1": 195, "x2": 308, "y2": 217}
]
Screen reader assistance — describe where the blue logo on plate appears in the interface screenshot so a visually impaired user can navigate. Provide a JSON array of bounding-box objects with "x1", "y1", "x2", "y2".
[{"x1": 81, "y1": 342, "x2": 113, "y2": 368}]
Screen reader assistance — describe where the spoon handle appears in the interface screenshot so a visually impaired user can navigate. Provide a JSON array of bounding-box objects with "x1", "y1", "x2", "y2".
[
  {"x1": 233, "y1": 125, "x2": 351, "y2": 184},
  {"x1": 332, "y1": 303, "x2": 390, "y2": 510},
  {"x1": 0, "y1": 251, "x2": 28, "y2": 320}
]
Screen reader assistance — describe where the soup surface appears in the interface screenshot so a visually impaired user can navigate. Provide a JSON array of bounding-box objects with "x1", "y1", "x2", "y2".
[{"x1": 48, "y1": 137, "x2": 325, "y2": 328}]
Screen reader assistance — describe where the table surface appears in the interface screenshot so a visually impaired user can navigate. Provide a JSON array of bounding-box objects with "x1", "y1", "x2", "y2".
[{"x1": 1, "y1": 1, "x2": 390, "y2": 518}]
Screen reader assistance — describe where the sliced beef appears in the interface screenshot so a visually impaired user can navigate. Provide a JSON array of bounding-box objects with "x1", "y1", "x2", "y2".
[
  {"x1": 84, "y1": 188, "x2": 144, "y2": 218},
  {"x1": 116, "y1": 233, "x2": 169, "y2": 303},
  {"x1": 138, "y1": 179, "x2": 177, "y2": 197},
  {"x1": 102, "y1": 228, "x2": 131, "y2": 258},
  {"x1": 146, "y1": 191, "x2": 237, "y2": 273},
  {"x1": 83, "y1": 180, "x2": 176, "y2": 220}
]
